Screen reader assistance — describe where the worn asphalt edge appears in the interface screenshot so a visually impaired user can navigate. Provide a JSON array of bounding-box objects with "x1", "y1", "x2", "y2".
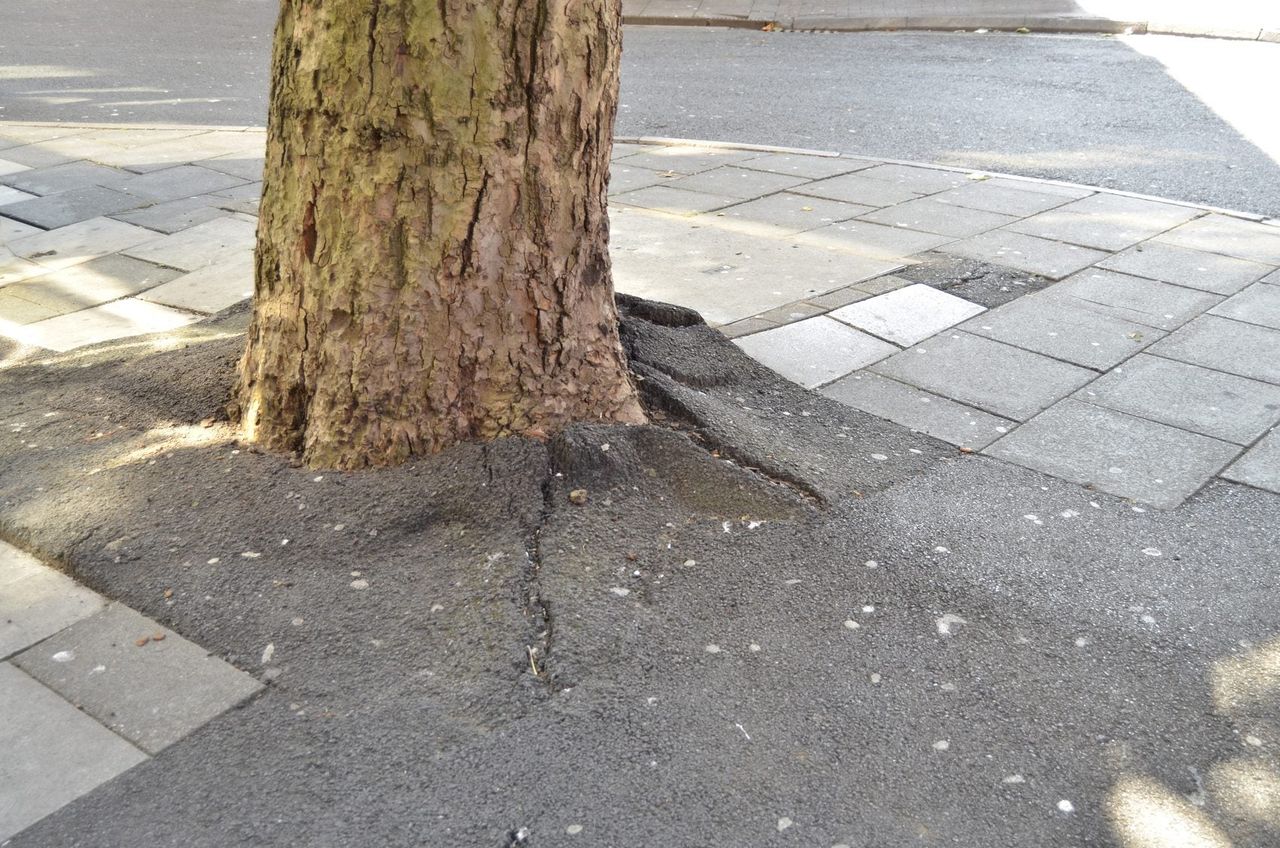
[
  {"x1": 4, "y1": 121, "x2": 1277, "y2": 227},
  {"x1": 622, "y1": 15, "x2": 1280, "y2": 43}
]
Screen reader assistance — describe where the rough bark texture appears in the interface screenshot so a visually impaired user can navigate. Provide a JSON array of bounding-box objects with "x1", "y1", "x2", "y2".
[{"x1": 236, "y1": 0, "x2": 645, "y2": 469}]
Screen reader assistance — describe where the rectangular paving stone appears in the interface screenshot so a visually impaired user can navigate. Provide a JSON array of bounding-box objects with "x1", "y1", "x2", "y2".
[
  {"x1": 0, "y1": 185, "x2": 147, "y2": 229},
  {"x1": 806, "y1": 285, "x2": 874, "y2": 310},
  {"x1": 610, "y1": 147, "x2": 760, "y2": 175},
  {"x1": 1208, "y1": 282, "x2": 1280, "y2": 331},
  {"x1": 610, "y1": 184, "x2": 738, "y2": 215},
  {"x1": 719, "y1": 192, "x2": 871, "y2": 235},
  {"x1": 738, "y1": 152, "x2": 869, "y2": 180},
  {"x1": 858, "y1": 197, "x2": 1018, "y2": 238},
  {"x1": 1077, "y1": 353, "x2": 1280, "y2": 445},
  {"x1": 717, "y1": 316, "x2": 778, "y2": 339},
  {"x1": 0, "y1": 160, "x2": 134, "y2": 195},
  {"x1": 0, "y1": 158, "x2": 31, "y2": 178},
  {"x1": 829, "y1": 283, "x2": 984, "y2": 346},
  {"x1": 110, "y1": 194, "x2": 238, "y2": 234},
  {"x1": 1221, "y1": 428, "x2": 1280, "y2": 495},
  {"x1": 14, "y1": 603, "x2": 263, "y2": 754},
  {"x1": 1098, "y1": 242, "x2": 1272, "y2": 295},
  {"x1": 1006, "y1": 209, "x2": 1176, "y2": 252},
  {"x1": 1052, "y1": 193, "x2": 1201, "y2": 229},
  {"x1": 16, "y1": 298, "x2": 199, "y2": 352},
  {"x1": 0, "y1": 542, "x2": 106, "y2": 660},
  {"x1": 0, "y1": 663, "x2": 148, "y2": 842},
  {"x1": 1051, "y1": 268, "x2": 1222, "y2": 331},
  {"x1": 607, "y1": 163, "x2": 674, "y2": 195},
  {"x1": 0, "y1": 185, "x2": 38, "y2": 206},
  {"x1": 851, "y1": 274, "x2": 912, "y2": 296},
  {"x1": 930, "y1": 180, "x2": 1081, "y2": 217},
  {"x1": 1157, "y1": 215, "x2": 1280, "y2": 265},
  {"x1": 795, "y1": 219, "x2": 954, "y2": 260},
  {"x1": 9, "y1": 217, "x2": 160, "y2": 271},
  {"x1": 108, "y1": 130, "x2": 266, "y2": 173},
  {"x1": 941, "y1": 230, "x2": 1108, "y2": 280},
  {"x1": 855, "y1": 163, "x2": 970, "y2": 195},
  {"x1": 1148, "y1": 315, "x2": 1280, "y2": 386},
  {"x1": 984, "y1": 398, "x2": 1241, "y2": 509},
  {"x1": 0, "y1": 289, "x2": 58, "y2": 324},
  {"x1": 0, "y1": 247, "x2": 45, "y2": 286},
  {"x1": 754, "y1": 299, "x2": 826, "y2": 325},
  {"x1": 0, "y1": 142, "x2": 82, "y2": 169},
  {"x1": 733, "y1": 316, "x2": 897, "y2": 389},
  {"x1": 139, "y1": 251, "x2": 253, "y2": 314},
  {"x1": 1264, "y1": 268, "x2": 1280, "y2": 285},
  {"x1": 121, "y1": 215, "x2": 257, "y2": 271},
  {"x1": 870, "y1": 331, "x2": 1095, "y2": 421},
  {"x1": 821, "y1": 370, "x2": 1015, "y2": 450},
  {"x1": 0, "y1": 215, "x2": 41, "y2": 242},
  {"x1": 118, "y1": 163, "x2": 249, "y2": 203},
  {"x1": 193, "y1": 152, "x2": 265, "y2": 183},
  {"x1": 962, "y1": 291, "x2": 1160, "y2": 371},
  {"x1": 793, "y1": 172, "x2": 923, "y2": 207},
  {"x1": 663, "y1": 165, "x2": 811, "y2": 199},
  {"x1": 3, "y1": 255, "x2": 182, "y2": 317}
]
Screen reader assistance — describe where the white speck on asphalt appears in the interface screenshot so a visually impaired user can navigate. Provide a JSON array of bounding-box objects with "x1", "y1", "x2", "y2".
[
  {"x1": 609, "y1": 587, "x2": 630, "y2": 597},
  {"x1": 1142, "y1": 547, "x2": 1162, "y2": 557},
  {"x1": 207, "y1": 557, "x2": 220, "y2": 564},
  {"x1": 430, "y1": 604, "x2": 443, "y2": 613},
  {"x1": 1057, "y1": 799, "x2": 1075, "y2": 813},
  {"x1": 870, "y1": 672, "x2": 882, "y2": 684},
  {"x1": 736, "y1": 723, "x2": 751, "y2": 741},
  {"x1": 350, "y1": 579, "x2": 369, "y2": 590},
  {"x1": 1075, "y1": 637, "x2": 1088, "y2": 647},
  {"x1": 705, "y1": 644, "x2": 721, "y2": 653},
  {"x1": 1246, "y1": 735, "x2": 1263, "y2": 747},
  {"x1": 241, "y1": 551, "x2": 261, "y2": 559},
  {"x1": 933, "y1": 740, "x2": 950, "y2": 751},
  {"x1": 934, "y1": 546, "x2": 950, "y2": 554},
  {"x1": 1141, "y1": 614, "x2": 1156, "y2": 625},
  {"x1": 862, "y1": 605, "x2": 875, "y2": 613},
  {"x1": 750, "y1": 643, "x2": 761, "y2": 652},
  {"x1": 566, "y1": 824, "x2": 583, "y2": 835},
  {"x1": 684, "y1": 559, "x2": 697, "y2": 567},
  {"x1": 777, "y1": 817, "x2": 793, "y2": 832},
  {"x1": 291, "y1": 617, "x2": 304, "y2": 626},
  {"x1": 312, "y1": 476, "x2": 323, "y2": 482},
  {"x1": 870, "y1": 453, "x2": 888, "y2": 461},
  {"x1": 1003, "y1": 774, "x2": 1025, "y2": 784},
  {"x1": 941, "y1": 682, "x2": 957, "y2": 691},
  {"x1": 261, "y1": 643, "x2": 274, "y2": 664},
  {"x1": 865, "y1": 560, "x2": 879, "y2": 568},
  {"x1": 935, "y1": 613, "x2": 967, "y2": 636},
  {"x1": 51, "y1": 650, "x2": 74, "y2": 663},
  {"x1": 844, "y1": 619, "x2": 861, "y2": 630}
]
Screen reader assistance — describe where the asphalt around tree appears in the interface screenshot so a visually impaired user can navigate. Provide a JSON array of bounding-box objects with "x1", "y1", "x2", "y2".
[{"x1": 1, "y1": 0, "x2": 1278, "y2": 215}]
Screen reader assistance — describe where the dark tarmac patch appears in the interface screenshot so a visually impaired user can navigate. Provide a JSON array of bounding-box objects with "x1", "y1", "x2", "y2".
[{"x1": 897, "y1": 253, "x2": 1054, "y2": 308}]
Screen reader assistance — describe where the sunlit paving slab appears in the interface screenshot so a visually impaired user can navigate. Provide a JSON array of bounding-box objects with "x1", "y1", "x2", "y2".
[
  {"x1": 8, "y1": 216, "x2": 159, "y2": 271},
  {"x1": 828, "y1": 283, "x2": 985, "y2": 346},
  {"x1": 733, "y1": 316, "x2": 897, "y2": 388},
  {"x1": 0, "y1": 543, "x2": 105, "y2": 660},
  {"x1": 1048, "y1": 268, "x2": 1222, "y2": 331},
  {"x1": 1156, "y1": 214, "x2": 1280, "y2": 265},
  {"x1": 11, "y1": 297, "x2": 199, "y2": 352}
]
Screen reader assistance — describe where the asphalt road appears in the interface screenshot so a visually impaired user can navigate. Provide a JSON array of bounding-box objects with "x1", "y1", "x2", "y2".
[{"x1": 1, "y1": 1, "x2": 1279, "y2": 214}]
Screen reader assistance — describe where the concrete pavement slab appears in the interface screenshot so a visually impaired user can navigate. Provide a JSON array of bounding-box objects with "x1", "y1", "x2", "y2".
[
  {"x1": 14, "y1": 298, "x2": 199, "y2": 352},
  {"x1": 8, "y1": 217, "x2": 159, "y2": 271},
  {"x1": 0, "y1": 185, "x2": 147, "y2": 229},
  {"x1": 961, "y1": 291, "x2": 1160, "y2": 371},
  {"x1": 870, "y1": 331, "x2": 1095, "y2": 421},
  {"x1": 0, "y1": 216, "x2": 41, "y2": 242},
  {"x1": 0, "y1": 160, "x2": 133, "y2": 195},
  {"x1": 0, "y1": 543, "x2": 105, "y2": 660},
  {"x1": 0, "y1": 663, "x2": 147, "y2": 843},
  {"x1": 794, "y1": 219, "x2": 954, "y2": 259},
  {"x1": 1098, "y1": 241, "x2": 1273, "y2": 295},
  {"x1": 1075, "y1": 354, "x2": 1280, "y2": 445},
  {"x1": 719, "y1": 192, "x2": 872, "y2": 234},
  {"x1": 1005, "y1": 209, "x2": 1179, "y2": 252},
  {"x1": 850, "y1": 274, "x2": 912, "y2": 296},
  {"x1": 1050, "y1": 268, "x2": 1222, "y2": 331},
  {"x1": 859, "y1": 196, "x2": 1019, "y2": 238},
  {"x1": 941, "y1": 230, "x2": 1108, "y2": 279},
  {"x1": 1, "y1": 255, "x2": 182, "y2": 317},
  {"x1": 196, "y1": 153, "x2": 265, "y2": 183},
  {"x1": 754, "y1": 300, "x2": 825, "y2": 325},
  {"x1": 855, "y1": 163, "x2": 971, "y2": 195},
  {"x1": 607, "y1": 163, "x2": 675, "y2": 195},
  {"x1": 1052, "y1": 192, "x2": 1202, "y2": 229},
  {"x1": 121, "y1": 215, "x2": 257, "y2": 271},
  {"x1": 118, "y1": 164, "x2": 249, "y2": 203},
  {"x1": 662, "y1": 165, "x2": 811, "y2": 198},
  {"x1": 0, "y1": 158, "x2": 31, "y2": 178},
  {"x1": 986, "y1": 399, "x2": 1241, "y2": 508},
  {"x1": 0, "y1": 290, "x2": 58, "y2": 324},
  {"x1": 13, "y1": 603, "x2": 263, "y2": 754},
  {"x1": 716, "y1": 316, "x2": 778, "y2": 339},
  {"x1": 1263, "y1": 268, "x2": 1280, "y2": 285},
  {"x1": 793, "y1": 172, "x2": 923, "y2": 207},
  {"x1": 929, "y1": 181, "x2": 1079, "y2": 217},
  {"x1": 110, "y1": 194, "x2": 242, "y2": 234},
  {"x1": 821, "y1": 370, "x2": 1014, "y2": 449},
  {"x1": 1157, "y1": 215, "x2": 1280, "y2": 265},
  {"x1": 805, "y1": 284, "x2": 874, "y2": 310},
  {"x1": 138, "y1": 251, "x2": 253, "y2": 314},
  {"x1": 739, "y1": 152, "x2": 869, "y2": 180},
  {"x1": 0, "y1": 247, "x2": 45, "y2": 286},
  {"x1": 829, "y1": 283, "x2": 984, "y2": 346},
  {"x1": 1146, "y1": 314, "x2": 1280, "y2": 386},
  {"x1": 1208, "y1": 282, "x2": 1280, "y2": 331},
  {"x1": 611, "y1": 184, "x2": 739, "y2": 215},
  {"x1": 1220, "y1": 428, "x2": 1280, "y2": 495},
  {"x1": 732, "y1": 316, "x2": 897, "y2": 388},
  {"x1": 0, "y1": 185, "x2": 38, "y2": 206},
  {"x1": 609, "y1": 147, "x2": 761, "y2": 175}
]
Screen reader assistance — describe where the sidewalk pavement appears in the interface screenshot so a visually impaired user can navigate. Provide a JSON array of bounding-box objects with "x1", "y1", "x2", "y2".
[
  {"x1": 2, "y1": 121, "x2": 1280, "y2": 512},
  {"x1": 2, "y1": 121, "x2": 1280, "y2": 843},
  {"x1": 622, "y1": 0, "x2": 1280, "y2": 41}
]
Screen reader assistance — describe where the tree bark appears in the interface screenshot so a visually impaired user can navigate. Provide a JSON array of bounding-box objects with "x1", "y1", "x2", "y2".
[{"x1": 235, "y1": 0, "x2": 646, "y2": 469}]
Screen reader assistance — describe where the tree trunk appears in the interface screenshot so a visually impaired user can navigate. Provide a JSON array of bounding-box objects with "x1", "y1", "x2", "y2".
[{"x1": 235, "y1": 0, "x2": 646, "y2": 469}]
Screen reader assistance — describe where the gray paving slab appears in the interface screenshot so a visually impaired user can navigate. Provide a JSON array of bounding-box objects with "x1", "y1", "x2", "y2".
[
  {"x1": 857, "y1": 196, "x2": 1018, "y2": 238},
  {"x1": 3, "y1": 255, "x2": 182, "y2": 317},
  {"x1": 1208, "y1": 282, "x2": 1280, "y2": 331},
  {"x1": 196, "y1": 153, "x2": 265, "y2": 182},
  {"x1": 829, "y1": 283, "x2": 984, "y2": 346},
  {"x1": 0, "y1": 247, "x2": 44, "y2": 286},
  {"x1": 1005, "y1": 209, "x2": 1176, "y2": 252},
  {"x1": 732, "y1": 316, "x2": 897, "y2": 388},
  {"x1": 0, "y1": 185, "x2": 38, "y2": 206},
  {"x1": 0, "y1": 542, "x2": 105, "y2": 660},
  {"x1": 984, "y1": 398, "x2": 1242, "y2": 509},
  {"x1": 16, "y1": 297, "x2": 199, "y2": 352},
  {"x1": 1264, "y1": 268, "x2": 1280, "y2": 285},
  {"x1": 1051, "y1": 268, "x2": 1222, "y2": 331},
  {"x1": 109, "y1": 194, "x2": 240, "y2": 234},
  {"x1": 121, "y1": 215, "x2": 257, "y2": 271},
  {"x1": 0, "y1": 160, "x2": 134, "y2": 195},
  {"x1": 851, "y1": 274, "x2": 912, "y2": 296},
  {"x1": 138, "y1": 251, "x2": 253, "y2": 314},
  {"x1": 207, "y1": 181, "x2": 262, "y2": 201},
  {"x1": 854, "y1": 163, "x2": 971, "y2": 195},
  {"x1": 0, "y1": 158, "x2": 30, "y2": 177},
  {"x1": 0, "y1": 142, "x2": 82, "y2": 169},
  {"x1": 716, "y1": 316, "x2": 778, "y2": 339},
  {"x1": 104, "y1": 130, "x2": 265, "y2": 173},
  {"x1": 737, "y1": 152, "x2": 869, "y2": 180},
  {"x1": 0, "y1": 185, "x2": 147, "y2": 229},
  {"x1": 1051, "y1": 193, "x2": 1202, "y2": 229},
  {"x1": 961, "y1": 291, "x2": 1160, "y2": 371},
  {"x1": 719, "y1": 192, "x2": 871, "y2": 235},
  {"x1": 609, "y1": 147, "x2": 761, "y2": 175},
  {"x1": 0, "y1": 663, "x2": 148, "y2": 843},
  {"x1": 662, "y1": 165, "x2": 811, "y2": 199},
  {"x1": 794, "y1": 219, "x2": 954, "y2": 260},
  {"x1": 607, "y1": 164, "x2": 675, "y2": 195},
  {"x1": 1146, "y1": 314, "x2": 1280, "y2": 386},
  {"x1": 805, "y1": 284, "x2": 873, "y2": 310},
  {"x1": 117, "y1": 164, "x2": 249, "y2": 203},
  {"x1": 0, "y1": 216, "x2": 41, "y2": 242},
  {"x1": 610, "y1": 184, "x2": 739, "y2": 215},
  {"x1": 8, "y1": 217, "x2": 160, "y2": 271},
  {"x1": 1097, "y1": 241, "x2": 1273, "y2": 295},
  {"x1": 14, "y1": 603, "x2": 263, "y2": 754},
  {"x1": 941, "y1": 229, "x2": 1108, "y2": 280},
  {"x1": 754, "y1": 300, "x2": 825, "y2": 325},
  {"x1": 1076, "y1": 353, "x2": 1280, "y2": 445},
  {"x1": 928, "y1": 181, "x2": 1080, "y2": 217},
  {"x1": 870, "y1": 331, "x2": 1095, "y2": 421},
  {"x1": 1221, "y1": 428, "x2": 1280, "y2": 495},
  {"x1": 792, "y1": 172, "x2": 924, "y2": 207},
  {"x1": 821, "y1": 370, "x2": 1014, "y2": 450},
  {"x1": 0, "y1": 290, "x2": 58, "y2": 324},
  {"x1": 1157, "y1": 215, "x2": 1280, "y2": 265}
]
